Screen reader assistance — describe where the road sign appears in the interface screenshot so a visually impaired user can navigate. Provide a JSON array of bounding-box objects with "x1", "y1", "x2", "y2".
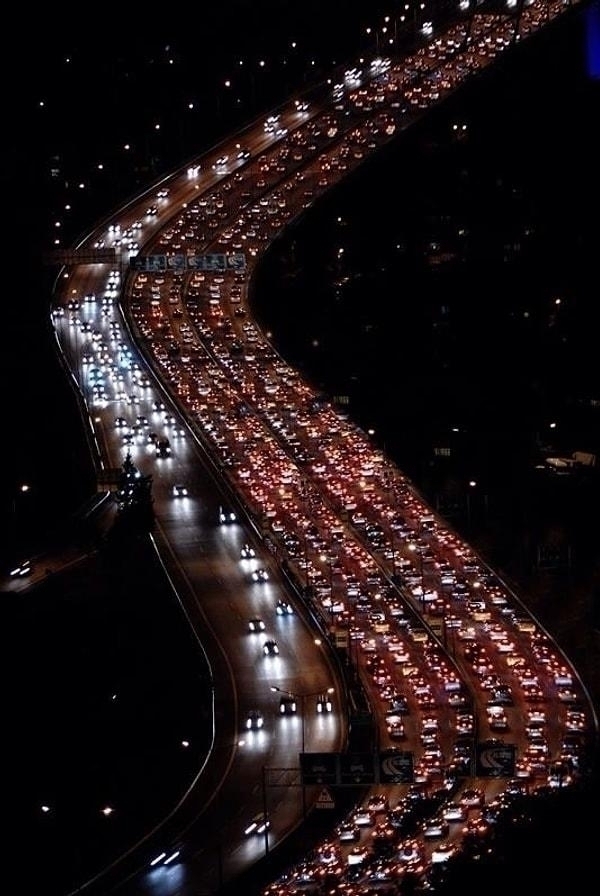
[
  {"x1": 426, "y1": 617, "x2": 444, "y2": 639},
  {"x1": 339, "y1": 752, "x2": 377, "y2": 786},
  {"x1": 378, "y1": 750, "x2": 414, "y2": 784},
  {"x1": 334, "y1": 628, "x2": 349, "y2": 648},
  {"x1": 300, "y1": 751, "x2": 419, "y2": 786},
  {"x1": 476, "y1": 741, "x2": 516, "y2": 777},
  {"x1": 314, "y1": 787, "x2": 335, "y2": 810},
  {"x1": 300, "y1": 752, "x2": 339, "y2": 785},
  {"x1": 130, "y1": 252, "x2": 246, "y2": 273}
]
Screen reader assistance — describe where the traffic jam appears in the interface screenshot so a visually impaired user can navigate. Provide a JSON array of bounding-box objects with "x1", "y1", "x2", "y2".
[{"x1": 52, "y1": 0, "x2": 593, "y2": 891}]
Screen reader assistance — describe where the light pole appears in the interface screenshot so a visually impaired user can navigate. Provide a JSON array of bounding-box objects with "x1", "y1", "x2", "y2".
[
  {"x1": 270, "y1": 684, "x2": 334, "y2": 819},
  {"x1": 383, "y1": 469, "x2": 396, "y2": 577},
  {"x1": 12, "y1": 482, "x2": 31, "y2": 519},
  {"x1": 269, "y1": 685, "x2": 334, "y2": 754},
  {"x1": 320, "y1": 550, "x2": 335, "y2": 626},
  {"x1": 12, "y1": 482, "x2": 32, "y2": 549},
  {"x1": 261, "y1": 765, "x2": 269, "y2": 856},
  {"x1": 303, "y1": 532, "x2": 312, "y2": 598},
  {"x1": 466, "y1": 479, "x2": 477, "y2": 528},
  {"x1": 408, "y1": 541, "x2": 425, "y2": 613}
]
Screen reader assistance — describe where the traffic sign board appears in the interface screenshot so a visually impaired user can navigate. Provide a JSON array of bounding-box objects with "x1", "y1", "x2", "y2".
[
  {"x1": 333, "y1": 628, "x2": 349, "y2": 648},
  {"x1": 300, "y1": 750, "x2": 419, "y2": 786},
  {"x1": 476, "y1": 741, "x2": 516, "y2": 777},
  {"x1": 314, "y1": 787, "x2": 335, "y2": 810},
  {"x1": 300, "y1": 752, "x2": 339, "y2": 785},
  {"x1": 378, "y1": 749, "x2": 414, "y2": 784},
  {"x1": 339, "y1": 752, "x2": 377, "y2": 786}
]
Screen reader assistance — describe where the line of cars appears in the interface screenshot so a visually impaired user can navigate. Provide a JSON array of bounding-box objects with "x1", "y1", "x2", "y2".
[{"x1": 59, "y1": 1, "x2": 592, "y2": 888}]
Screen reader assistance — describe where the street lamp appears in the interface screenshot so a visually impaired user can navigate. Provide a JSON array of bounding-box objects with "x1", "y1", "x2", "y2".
[
  {"x1": 383, "y1": 469, "x2": 397, "y2": 576},
  {"x1": 13, "y1": 482, "x2": 31, "y2": 517},
  {"x1": 408, "y1": 541, "x2": 425, "y2": 613},
  {"x1": 466, "y1": 479, "x2": 478, "y2": 528},
  {"x1": 12, "y1": 482, "x2": 32, "y2": 549},
  {"x1": 269, "y1": 685, "x2": 335, "y2": 755},
  {"x1": 270, "y1": 684, "x2": 335, "y2": 819},
  {"x1": 320, "y1": 550, "x2": 335, "y2": 625}
]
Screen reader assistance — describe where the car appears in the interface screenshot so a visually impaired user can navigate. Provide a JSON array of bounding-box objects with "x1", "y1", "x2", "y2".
[
  {"x1": 422, "y1": 815, "x2": 450, "y2": 839},
  {"x1": 251, "y1": 568, "x2": 269, "y2": 582},
  {"x1": 246, "y1": 709, "x2": 264, "y2": 730},
  {"x1": 218, "y1": 507, "x2": 237, "y2": 524},
  {"x1": 366, "y1": 793, "x2": 389, "y2": 813},
  {"x1": 155, "y1": 438, "x2": 171, "y2": 458},
  {"x1": 172, "y1": 484, "x2": 188, "y2": 497},
  {"x1": 244, "y1": 812, "x2": 270, "y2": 836},
  {"x1": 565, "y1": 709, "x2": 587, "y2": 732},
  {"x1": 441, "y1": 802, "x2": 466, "y2": 822},
  {"x1": 212, "y1": 154, "x2": 229, "y2": 170},
  {"x1": 387, "y1": 694, "x2": 409, "y2": 714},
  {"x1": 336, "y1": 822, "x2": 360, "y2": 842},
  {"x1": 352, "y1": 808, "x2": 375, "y2": 827},
  {"x1": 386, "y1": 715, "x2": 405, "y2": 738},
  {"x1": 487, "y1": 706, "x2": 509, "y2": 731},
  {"x1": 347, "y1": 844, "x2": 372, "y2": 865},
  {"x1": 553, "y1": 668, "x2": 574, "y2": 687},
  {"x1": 430, "y1": 841, "x2": 457, "y2": 863},
  {"x1": 263, "y1": 640, "x2": 279, "y2": 656},
  {"x1": 316, "y1": 694, "x2": 333, "y2": 713},
  {"x1": 557, "y1": 687, "x2": 579, "y2": 703},
  {"x1": 488, "y1": 685, "x2": 513, "y2": 706},
  {"x1": 459, "y1": 787, "x2": 485, "y2": 808},
  {"x1": 240, "y1": 544, "x2": 256, "y2": 559},
  {"x1": 276, "y1": 599, "x2": 294, "y2": 615},
  {"x1": 397, "y1": 840, "x2": 423, "y2": 868},
  {"x1": 279, "y1": 695, "x2": 297, "y2": 714},
  {"x1": 9, "y1": 558, "x2": 32, "y2": 578},
  {"x1": 548, "y1": 759, "x2": 574, "y2": 788},
  {"x1": 248, "y1": 617, "x2": 266, "y2": 633}
]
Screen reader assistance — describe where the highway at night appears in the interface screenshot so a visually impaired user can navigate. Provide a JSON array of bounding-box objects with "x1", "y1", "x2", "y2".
[{"x1": 11, "y1": 2, "x2": 597, "y2": 894}]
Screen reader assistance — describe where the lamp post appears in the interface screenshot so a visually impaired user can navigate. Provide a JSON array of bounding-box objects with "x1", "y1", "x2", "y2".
[
  {"x1": 320, "y1": 550, "x2": 335, "y2": 627},
  {"x1": 383, "y1": 469, "x2": 396, "y2": 577},
  {"x1": 12, "y1": 482, "x2": 32, "y2": 549},
  {"x1": 408, "y1": 541, "x2": 425, "y2": 613},
  {"x1": 261, "y1": 765, "x2": 269, "y2": 856},
  {"x1": 466, "y1": 479, "x2": 477, "y2": 528},
  {"x1": 270, "y1": 685, "x2": 335, "y2": 754},
  {"x1": 270, "y1": 684, "x2": 335, "y2": 818},
  {"x1": 12, "y1": 482, "x2": 31, "y2": 518}
]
